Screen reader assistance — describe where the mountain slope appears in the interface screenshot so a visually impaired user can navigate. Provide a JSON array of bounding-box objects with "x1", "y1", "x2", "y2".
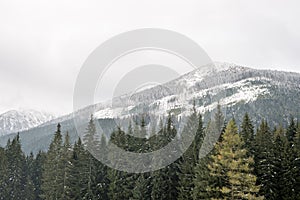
[
  {"x1": 95, "y1": 62, "x2": 300, "y2": 122},
  {"x1": 0, "y1": 109, "x2": 55, "y2": 136},
  {"x1": 1, "y1": 62, "x2": 300, "y2": 154}
]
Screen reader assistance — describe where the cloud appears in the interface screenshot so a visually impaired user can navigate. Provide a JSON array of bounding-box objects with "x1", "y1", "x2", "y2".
[{"x1": 0, "y1": 0, "x2": 299, "y2": 114}]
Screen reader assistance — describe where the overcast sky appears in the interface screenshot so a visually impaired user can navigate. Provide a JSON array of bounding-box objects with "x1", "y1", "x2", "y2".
[{"x1": 0, "y1": 0, "x2": 299, "y2": 115}]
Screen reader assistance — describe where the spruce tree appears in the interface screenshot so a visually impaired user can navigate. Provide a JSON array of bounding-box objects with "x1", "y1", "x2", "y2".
[
  {"x1": 294, "y1": 125, "x2": 300, "y2": 199},
  {"x1": 132, "y1": 174, "x2": 151, "y2": 200},
  {"x1": 25, "y1": 152, "x2": 36, "y2": 200},
  {"x1": 24, "y1": 175, "x2": 35, "y2": 200},
  {"x1": 5, "y1": 134, "x2": 27, "y2": 200},
  {"x1": 193, "y1": 155, "x2": 212, "y2": 200},
  {"x1": 108, "y1": 169, "x2": 135, "y2": 200},
  {"x1": 272, "y1": 127, "x2": 297, "y2": 199},
  {"x1": 0, "y1": 147, "x2": 8, "y2": 199},
  {"x1": 240, "y1": 113, "x2": 255, "y2": 156},
  {"x1": 151, "y1": 116, "x2": 179, "y2": 200},
  {"x1": 193, "y1": 116, "x2": 220, "y2": 200},
  {"x1": 108, "y1": 128, "x2": 135, "y2": 199},
  {"x1": 65, "y1": 138, "x2": 90, "y2": 199},
  {"x1": 214, "y1": 104, "x2": 225, "y2": 141},
  {"x1": 41, "y1": 123, "x2": 64, "y2": 200},
  {"x1": 178, "y1": 111, "x2": 198, "y2": 200},
  {"x1": 253, "y1": 120, "x2": 276, "y2": 199},
  {"x1": 208, "y1": 120, "x2": 263, "y2": 199},
  {"x1": 32, "y1": 151, "x2": 46, "y2": 200},
  {"x1": 193, "y1": 106, "x2": 226, "y2": 199},
  {"x1": 178, "y1": 112, "x2": 205, "y2": 200},
  {"x1": 61, "y1": 132, "x2": 72, "y2": 199},
  {"x1": 287, "y1": 116, "x2": 297, "y2": 143},
  {"x1": 94, "y1": 134, "x2": 110, "y2": 200},
  {"x1": 82, "y1": 115, "x2": 100, "y2": 199},
  {"x1": 193, "y1": 113, "x2": 205, "y2": 164}
]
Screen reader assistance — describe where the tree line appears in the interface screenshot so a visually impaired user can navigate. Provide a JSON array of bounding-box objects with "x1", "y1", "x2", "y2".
[{"x1": 0, "y1": 106, "x2": 300, "y2": 199}]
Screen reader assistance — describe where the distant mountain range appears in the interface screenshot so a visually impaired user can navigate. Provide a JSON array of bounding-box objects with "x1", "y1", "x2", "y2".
[
  {"x1": 0, "y1": 109, "x2": 55, "y2": 136},
  {"x1": 1, "y1": 62, "x2": 300, "y2": 154}
]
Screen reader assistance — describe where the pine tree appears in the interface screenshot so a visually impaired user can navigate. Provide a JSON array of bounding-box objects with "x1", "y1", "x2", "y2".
[
  {"x1": 240, "y1": 113, "x2": 255, "y2": 156},
  {"x1": 151, "y1": 169, "x2": 169, "y2": 200},
  {"x1": 41, "y1": 123, "x2": 65, "y2": 200},
  {"x1": 108, "y1": 127, "x2": 132, "y2": 199},
  {"x1": 32, "y1": 151, "x2": 46, "y2": 200},
  {"x1": 208, "y1": 120, "x2": 263, "y2": 199},
  {"x1": 94, "y1": 134, "x2": 110, "y2": 200},
  {"x1": 294, "y1": 124, "x2": 300, "y2": 199},
  {"x1": 193, "y1": 115, "x2": 220, "y2": 200},
  {"x1": 151, "y1": 116, "x2": 179, "y2": 200},
  {"x1": 272, "y1": 127, "x2": 298, "y2": 199},
  {"x1": 25, "y1": 152, "x2": 36, "y2": 200},
  {"x1": 0, "y1": 147, "x2": 8, "y2": 199},
  {"x1": 132, "y1": 174, "x2": 151, "y2": 200},
  {"x1": 24, "y1": 175, "x2": 35, "y2": 200},
  {"x1": 215, "y1": 104, "x2": 225, "y2": 141},
  {"x1": 178, "y1": 111, "x2": 204, "y2": 200},
  {"x1": 192, "y1": 155, "x2": 212, "y2": 200},
  {"x1": 178, "y1": 111, "x2": 198, "y2": 200},
  {"x1": 287, "y1": 116, "x2": 297, "y2": 142},
  {"x1": 82, "y1": 115, "x2": 100, "y2": 199},
  {"x1": 193, "y1": 106, "x2": 226, "y2": 199},
  {"x1": 108, "y1": 169, "x2": 135, "y2": 200},
  {"x1": 61, "y1": 132, "x2": 72, "y2": 199},
  {"x1": 65, "y1": 138, "x2": 90, "y2": 199},
  {"x1": 253, "y1": 120, "x2": 276, "y2": 199},
  {"x1": 193, "y1": 113, "x2": 205, "y2": 164},
  {"x1": 5, "y1": 133, "x2": 27, "y2": 200}
]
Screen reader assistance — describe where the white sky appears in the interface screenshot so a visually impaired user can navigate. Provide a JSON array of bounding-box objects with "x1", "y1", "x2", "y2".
[{"x1": 0, "y1": 0, "x2": 299, "y2": 115}]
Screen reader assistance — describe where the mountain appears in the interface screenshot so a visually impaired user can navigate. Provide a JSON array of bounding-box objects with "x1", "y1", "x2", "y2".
[
  {"x1": 1, "y1": 62, "x2": 300, "y2": 154},
  {"x1": 95, "y1": 62, "x2": 300, "y2": 124},
  {"x1": 0, "y1": 109, "x2": 55, "y2": 136}
]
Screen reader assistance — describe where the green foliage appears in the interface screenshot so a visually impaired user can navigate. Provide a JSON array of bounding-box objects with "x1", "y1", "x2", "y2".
[
  {"x1": 40, "y1": 124, "x2": 65, "y2": 200},
  {"x1": 253, "y1": 120, "x2": 278, "y2": 199},
  {"x1": 132, "y1": 173, "x2": 151, "y2": 200},
  {"x1": 287, "y1": 117, "x2": 297, "y2": 142},
  {"x1": 0, "y1": 147, "x2": 8, "y2": 199},
  {"x1": 2, "y1": 112, "x2": 300, "y2": 200},
  {"x1": 208, "y1": 120, "x2": 263, "y2": 199},
  {"x1": 65, "y1": 138, "x2": 87, "y2": 199},
  {"x1": 193, "y1": 105, "x2": 226, "y2": 199},
  {"x1": 294, "y1": 125, "x2": 300, "y2": 199},
  {"x1": 240, "y1": 113, "x2": 255, "y2": 156},
  {"x1": 178, "y1": 112, "x2": 204, "y2": 200},
  {"x1": 6, "y1": 134, "x2": 28, "y2": 199},
  {"x1": 193, "y1": 155, "x2": 212, "y2": 199}
]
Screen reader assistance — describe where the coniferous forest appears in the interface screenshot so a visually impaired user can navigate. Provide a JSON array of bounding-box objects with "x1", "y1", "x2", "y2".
[{"x1": 1, "y1": 107, "x2": 300, "y2": 200}]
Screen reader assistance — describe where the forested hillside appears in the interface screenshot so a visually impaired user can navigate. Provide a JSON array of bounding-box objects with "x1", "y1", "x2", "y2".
[{"x1": 1, "y1": 107, "x2": 299, "y2": 199}]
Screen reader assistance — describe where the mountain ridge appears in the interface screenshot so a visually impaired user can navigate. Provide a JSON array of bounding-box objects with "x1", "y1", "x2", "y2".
[
  {"x1": 0, "y1": 109, "x2": 55, "y2": 136},
  {"x1": 1, "y1": 62, "x2": 300, "y2": 154}
]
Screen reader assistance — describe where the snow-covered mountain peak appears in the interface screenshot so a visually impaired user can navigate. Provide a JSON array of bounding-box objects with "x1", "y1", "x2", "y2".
[
  {"x1": 94, "y1": 62, "x2": 300, "y2": 121},
  {"x1": 171, "y1": 62, "x2": 248, "y2": 89},
  {"x1": 0, "y1": 109, "x2": 56, "y2": 136}
]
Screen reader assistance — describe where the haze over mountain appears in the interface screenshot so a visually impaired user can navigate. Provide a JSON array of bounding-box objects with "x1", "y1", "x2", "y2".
[{"x1": 1, "y1": 62, "x2": 299, "y2": 154}]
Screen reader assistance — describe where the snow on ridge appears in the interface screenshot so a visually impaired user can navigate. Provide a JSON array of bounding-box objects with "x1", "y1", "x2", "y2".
[
  {"x1": 182, "y1": 78, "x2": 270, "y2": 115},
  {"x1": 93, "y1": 63, "x2": 290, "y2": 121},
  {"x1": 0, "y1": 109, "x2": 56, "y2": 136},
  {"x1": 94, "y1": 107, "x2": 121, "y2": 119},
  {"x1": 94, "y1": 76, "x2": 271, "y2": 120},
  {"x1": 79, "y1": 63, "x2": 300, "y2": 121}
]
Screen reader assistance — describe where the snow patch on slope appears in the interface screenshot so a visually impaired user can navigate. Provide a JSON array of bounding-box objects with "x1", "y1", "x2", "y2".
[
  {"x1": 0, "y1": 109, "x2": 55, "y2": 136},
  {"x1": 92, "y1": 60, "x2": 275, "y2": 121}
]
